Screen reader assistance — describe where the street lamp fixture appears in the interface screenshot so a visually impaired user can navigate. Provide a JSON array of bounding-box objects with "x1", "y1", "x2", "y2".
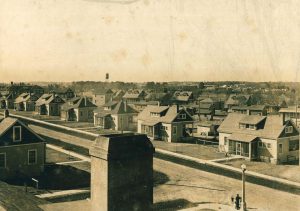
[{"x1": 241, "y1": 164, "x2": 247, "y2": 211}]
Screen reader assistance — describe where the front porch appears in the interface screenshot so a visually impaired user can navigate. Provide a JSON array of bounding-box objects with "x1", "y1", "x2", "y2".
[
  {"x1": 94, "y1": 114, "x2": 114, "y2": 129},
  {"x1": 141, "y1": 121, "x2": 161, "y2": 140},
  {"x1": 228, "y1": 133, "x2": 258, "y2": 160}
]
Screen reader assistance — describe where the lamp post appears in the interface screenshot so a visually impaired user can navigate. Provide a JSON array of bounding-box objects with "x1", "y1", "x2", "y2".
[{"x1": 241, "y1": 164, "x2": 247, "y2": 211}]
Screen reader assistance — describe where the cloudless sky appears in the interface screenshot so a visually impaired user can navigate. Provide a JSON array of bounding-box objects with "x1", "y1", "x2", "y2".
[{"x1": 1, "y1": 0, "x2": 300, "y2": 82}]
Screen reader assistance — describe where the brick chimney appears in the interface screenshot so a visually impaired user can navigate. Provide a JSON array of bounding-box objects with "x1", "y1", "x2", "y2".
[
  {"x1": 124, "y1": 100, "x2": 127, "y2": 112},
  {"x1": 4, "y1": 109, "x2": 9, "y2": 118},
  {"x1": 282, "y1": 112, "x2": 286, "y2": 125}
]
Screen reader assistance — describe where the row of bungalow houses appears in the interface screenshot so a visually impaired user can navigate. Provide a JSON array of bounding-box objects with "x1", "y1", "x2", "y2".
[{"x1": 2, "y1": 84, "x2": 299, "y2": 165}]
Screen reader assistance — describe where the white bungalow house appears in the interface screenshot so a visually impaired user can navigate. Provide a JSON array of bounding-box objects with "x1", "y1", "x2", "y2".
[
  {"x1": 218, "y1": 113, "x2": 299, "y2": 164},
  {"x1": 137, "y1": 105, "x2": 194, "y2": 142},
  {"x1": 93, "y1": 101, "x2": 138, "y2": 131}
]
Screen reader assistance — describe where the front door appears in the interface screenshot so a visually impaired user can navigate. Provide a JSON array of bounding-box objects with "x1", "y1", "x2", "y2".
[{"x1": 236, "y1": 143, "x2": 242, "y2": 155}]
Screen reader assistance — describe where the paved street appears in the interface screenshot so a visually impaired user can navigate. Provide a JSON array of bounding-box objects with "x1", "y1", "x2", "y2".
[
  {"x1": 42, "y1": 144, "x2": 300, "y2": 211},
  {"x1": 31, "y1": 124, "x2": 300, "y2": 210},
  {"x1": 153, "y1": 158, "x2": 300, "y2": 211}
]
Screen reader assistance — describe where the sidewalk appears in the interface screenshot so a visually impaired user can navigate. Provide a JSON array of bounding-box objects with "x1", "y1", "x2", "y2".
[
  {"x1": 36, "y1": 189, "x2": 90, "y2": 199},
  {"x1": 155, "y1": 148, "x2": 300, "y2": 194},
  {"x1": 180, "y1": 203, "x2": 263, "y2": 211},
  {"x1": 47, "y1": 144, "x2": 91, "y2": 162}
]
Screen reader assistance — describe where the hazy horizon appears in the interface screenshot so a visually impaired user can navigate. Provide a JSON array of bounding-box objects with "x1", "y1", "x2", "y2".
[{"x1": 1, "y1": 0, "x2": 300, "y2": 82}]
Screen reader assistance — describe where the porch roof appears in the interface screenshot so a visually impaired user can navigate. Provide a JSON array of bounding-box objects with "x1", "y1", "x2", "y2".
[
  {"x1": 228, "y1": 133, "x2": 257, "y2": 143},
  {"x1": 95, "y1": 113, "x2": 110, "y2": 118},
  {"x1": 142, "y1": 120, "x2": 161, "y2": 126}
]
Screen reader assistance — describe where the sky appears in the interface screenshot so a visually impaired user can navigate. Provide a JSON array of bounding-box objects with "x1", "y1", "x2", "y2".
[{"x1": 1, "y1": 0, "x2": 300, "y2": 82}]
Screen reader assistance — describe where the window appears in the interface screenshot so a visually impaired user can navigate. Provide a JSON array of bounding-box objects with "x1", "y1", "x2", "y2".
[
  {"x1": 239, "y1": 124, "x2": 246, "y2": 129},
  {"x1": 13, "y1": 126, "x2": 22, "y2": 142},
  {"x1": 267, "y1": 143, "x2": 272, "y2": 149},
  {"x1": 80, "y1": 111, "x2": 83, "y2": 117},
  {"x1": 28, "y1": 150, "x2": 37, "y2": 165},
  {"x1": 161, "y1": 126, "x2": 168, "y2": 130},
  {"x1": 289, "y1": 139, "x2": 299, "y2": 151},
  {"x1": 278, "y1": 143, "x2": 283, "y2": 153},
  {"x1": 249, "y1": 124, "x2": 256, "y2": 130},
  {"x1": 128, "y1": 116, "x2": 133, "y2": 123},
  {"x1": 173, "y1": 126, "x2": 177, "y2": 135},
  {"x1": 178, "y1": 114, "x2": 186, "y2": 119},
  {"x1": 150, "y1": 112, "x2": 160, "y2": 117},
  {"x1": 285, "y1": 126, "x2": 293, "y2": 134},
  {"x1": 258, "y1": 141, "x2": 265, "y2": 148},
  {"x1": 0, "y1": 153, "x2": 6, "y2": 168}
]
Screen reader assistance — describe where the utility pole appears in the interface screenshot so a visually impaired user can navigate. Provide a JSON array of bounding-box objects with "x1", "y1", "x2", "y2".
[{"x1": 241, "y1": 164, "x2": 247, "y2": 211}]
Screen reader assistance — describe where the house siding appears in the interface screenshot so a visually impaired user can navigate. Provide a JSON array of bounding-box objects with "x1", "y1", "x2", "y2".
[
  {"x1": 219, "y1": 132, "x2": 231, "y2": 152},
  {"x1": 258, "y1": 138, "x2": 277, "y2": 163},
  {"x1": 75, "y1": 107, "x2": 94, "y2": 122},
  {"x1": 277, "y1": 136, "x2": 299, "y2": 163},
  {"x1": 0, "y1": 143, "x2": 45, "y2": 180}
]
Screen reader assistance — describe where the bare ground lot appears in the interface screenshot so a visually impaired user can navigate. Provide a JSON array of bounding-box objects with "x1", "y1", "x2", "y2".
[{"x1": 46, "y1": 148, "x2": 79, "y2": 164}]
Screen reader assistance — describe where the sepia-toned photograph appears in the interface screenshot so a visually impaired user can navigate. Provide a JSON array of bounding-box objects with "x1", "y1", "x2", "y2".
[{"x1": 0, "y1": 0, "x2": 299, "y2": 210}]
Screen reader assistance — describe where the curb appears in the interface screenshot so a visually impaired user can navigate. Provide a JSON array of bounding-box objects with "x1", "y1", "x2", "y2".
[{"x1": 155, "y1": 149, "x2": 300, "y2": 195}]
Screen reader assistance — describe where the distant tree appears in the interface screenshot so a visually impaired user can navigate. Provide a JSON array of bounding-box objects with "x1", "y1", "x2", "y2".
[
  {"x1": 198, "y1": 82, "x2": 205, "y2": 89},
  {"x1": 145, "y1": 82, "x2": 155, "y2": 89}
]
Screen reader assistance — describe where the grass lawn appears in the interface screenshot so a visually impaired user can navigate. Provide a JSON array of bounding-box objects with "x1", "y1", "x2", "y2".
[
  {"x1": 152, "y1": 140, "x2": 225, "y2": 160},
  {"x1": 222, "y1": 159, "x2": 300, "y2": 183},
  {"x1": 46, "y1": 148, "x2": 80, "y2": 164}
]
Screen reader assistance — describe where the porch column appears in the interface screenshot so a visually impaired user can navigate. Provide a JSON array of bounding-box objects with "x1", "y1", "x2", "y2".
[
  {"x1": 249, "y1": 143, "x2": 252, "y2": 160},
  {"x1": 152, "y1": 125, "x2": 155, "y2": 139}
]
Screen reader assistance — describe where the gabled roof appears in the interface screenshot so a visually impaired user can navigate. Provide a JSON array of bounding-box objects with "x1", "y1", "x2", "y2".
[
  {"x1": 248, "y1": 105, "x2": 266, "y2": 111},
  {"x1": 94, "y1": 89, "x2": 113, "y2": 95},
  {"x1": 200, "y1": 97, "x2": 220, "y2": 104},
  {"x1": 94, "y1": 101, "x2": 138, "y2": 116},
  {"x1": 214, "y1": 110, "x2": 228, "y2": 116},
  {"x1": 0, "y1": 116, "x2": 45, "y2": 142},
  {"x1": 138, "y1": 105, "x2": 193, "y2": 124},
  {"x1": 279, "y1": 106, "x2": 300, "y2": 114},
  {"x1": 0, "y1": 117, "x2": 18, "y2": 136},
  {"x1": 232, "y1": 105, "x2": 266, "y2": 111},
  {"x1": 61, "y1": 97, "x2": 97, "y2": 110},
  {"x1": 144, "y1": 92, "x2": 171, "y2": 101},
  {"x1": 239, "y1": 115, "x2": 266, "y2": 125},
  {"x1": 102, "y1": 101, "x2": 118, "y2": 107},
  {"x1": 36, "y1": 94, "x2": 61, "y2": 106},
  {"x1": 228, "y1": 133, "x2": 257, "y2": 143},
  {"x1": 199, "y1": 103, "x2": 213, "y2": 109},
  {"x1": 225, "y1": 94, "x2": 251, "y2": 105},
  {"x1": 14, "y1": 93, "x2": 38, "y2": 104},
  {"x1": 137, "y1": 105, "x2": 169, "y2": 121},
  {"x1": 173, "y1": 91, "x2": 193, "y2": 102},
  {"x1": 218, "y1": 113, "x2": 293, "y2": 140},
  {"x1": 123, "y1": 89, "x2": 145, "y2": 99},
  {"x1": 111, "y1": 101, "x2": 138, "y2": 114},
  {"x1": 35, "y1": 94, "x2": 51, "y2": 106}
]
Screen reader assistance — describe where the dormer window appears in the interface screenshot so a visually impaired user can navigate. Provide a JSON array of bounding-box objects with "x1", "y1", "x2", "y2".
[
  {"x1": 178, "y1": 113, "x2": 186, "y2": 119},
  {"x1": 285, "y1": 126, "x2": 293, "y2": 134},
  {"x1": 104, "y1": 106, "x2": 111, "y2": 111},
  {"x1": 249, "y1": 124, "x2": 256, "y2": 130},
  {"x1": 13, "y1": 126, "x2": 22, "y2": 142},
  {"x1": 239, "y1": 123, "x2": 246, "y2": 129},
  {"x1": 150, "y1": 112, "x2": 160, "y2": 117}
]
